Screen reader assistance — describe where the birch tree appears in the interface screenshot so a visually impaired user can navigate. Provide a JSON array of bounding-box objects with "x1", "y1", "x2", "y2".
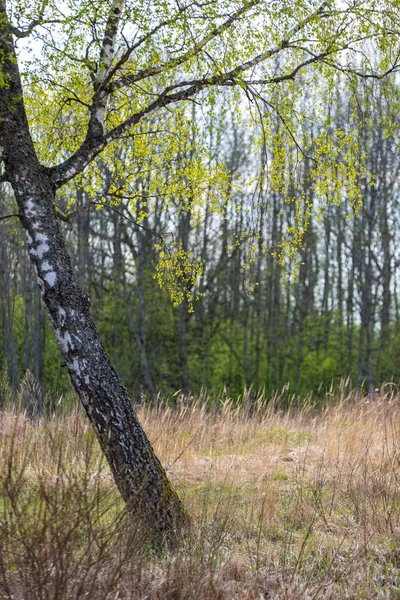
[{"x1": 0, "y1": 0, "x2": 399, "y2": 546}]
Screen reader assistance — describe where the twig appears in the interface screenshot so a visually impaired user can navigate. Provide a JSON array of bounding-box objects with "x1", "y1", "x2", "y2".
[{"x1": 0, "y1": 213, "x2": 19, "y2": 222}]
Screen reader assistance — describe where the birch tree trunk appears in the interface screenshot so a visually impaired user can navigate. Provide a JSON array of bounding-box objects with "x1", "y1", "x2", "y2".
[{"x1": 0, "y1": 3, "x2": 187, "y2": 548}]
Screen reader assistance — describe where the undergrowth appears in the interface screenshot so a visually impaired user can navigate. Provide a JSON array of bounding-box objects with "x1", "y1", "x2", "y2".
[{"x1": 0, "y1": 378, "x2": 399, "y2": 598}]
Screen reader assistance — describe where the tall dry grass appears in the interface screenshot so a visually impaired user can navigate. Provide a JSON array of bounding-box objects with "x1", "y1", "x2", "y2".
[{"x1": 0, "y1": 382, "x2": 399, "y2": 598}]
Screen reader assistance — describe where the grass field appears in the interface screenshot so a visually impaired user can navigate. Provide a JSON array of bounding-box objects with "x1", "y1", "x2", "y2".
[{"x1": 0, "y1": 386, "x2": 399, "y2": 598}]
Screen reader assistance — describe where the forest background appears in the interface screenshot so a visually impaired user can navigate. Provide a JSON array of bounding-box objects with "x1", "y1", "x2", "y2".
[{"x1": 1, "y1": 72, "x2": 400, "y2": 405}]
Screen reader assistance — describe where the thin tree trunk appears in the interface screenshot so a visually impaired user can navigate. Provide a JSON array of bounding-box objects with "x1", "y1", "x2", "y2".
[
  {"x1": 76, "y1": 188, "x2": 91, "y2": 291},
  {"x1": 178, "y1": 207, "x2": 191, "y2": 397},
  {"x1": 33, "y1": 282, "x2": 44, "y2": 412},
  {"x1": 0, "y1": 223, "x2": 18, "y2": 397},
  {"x1": 135, "y1": 199, "x2": 157, "y2": 398},
  {"x1": 24, "y1": 262, "x2": 32, "y2": 373}
]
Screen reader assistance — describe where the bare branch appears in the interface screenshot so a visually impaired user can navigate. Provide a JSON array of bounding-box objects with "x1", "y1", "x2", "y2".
[
  {"x1": 243, "y1": 48, "x2": 336, "y2": 85},
  {"x1": 68, "y1": 200, "x2": 167, "y2": 246},
  {"x1": 320, "y1": 57, "x2": 400, "y2": 80},
  {"x1": 10, "y1": 19, "x2": 62, "y2": 38},
  {"x1": 0, "y1": 213, "x2": 19, "y2": 222},
  {"x1": 41, "y1": 78, "x2": 91, "y2": 107}
]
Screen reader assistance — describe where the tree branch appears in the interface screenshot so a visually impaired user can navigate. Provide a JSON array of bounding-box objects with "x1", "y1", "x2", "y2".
[
  {"x1": 10, "y1": 20, "x2": 62, "y2": 38},
  {"x1": 9, "y1": 0, "x2": 61, "y2": 38},
  {"x1": 67, "y1": 200, "x2": 167, "y2": 246},
  {"x1": 0, "y1": 213, "x2": 19, "y2": 222},
  {"x1": 244, "y1": 48, "x2": 336, "y2": 85},
  {"x1": 320, "y1": 57, "x2": 400, "y2": 80}
]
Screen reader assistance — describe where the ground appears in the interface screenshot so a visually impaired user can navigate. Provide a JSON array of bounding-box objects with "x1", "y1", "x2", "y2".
[{"x1": 0, "y1": 388, "x2": 399, "y2": 598}]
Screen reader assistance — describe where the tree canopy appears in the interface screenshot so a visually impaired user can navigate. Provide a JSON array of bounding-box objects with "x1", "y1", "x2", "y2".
[{"x1": 3, "y1": 1, "x2": 400, "y2": 279}]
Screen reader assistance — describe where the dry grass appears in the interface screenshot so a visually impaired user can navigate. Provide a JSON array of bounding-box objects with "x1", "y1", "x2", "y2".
[{"x1": 0, "y1": 385, "x2": 399, "y2": 598}]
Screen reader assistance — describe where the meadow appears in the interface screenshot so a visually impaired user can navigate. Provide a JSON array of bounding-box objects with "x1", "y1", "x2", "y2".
[{"x1": 0, "y1": 382, "x2": 399, "y2": 599}]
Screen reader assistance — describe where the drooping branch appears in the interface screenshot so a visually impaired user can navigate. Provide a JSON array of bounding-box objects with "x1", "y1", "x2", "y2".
[
  {"x1": 320, "y1": 55, "x2": 400, "y2": 80},
  {"x1": 65, "y1": 200, "x2": 167, "y2": 245},
  {"x1": 245, "y1": 46, "x2": 343, "y2": 86}
]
